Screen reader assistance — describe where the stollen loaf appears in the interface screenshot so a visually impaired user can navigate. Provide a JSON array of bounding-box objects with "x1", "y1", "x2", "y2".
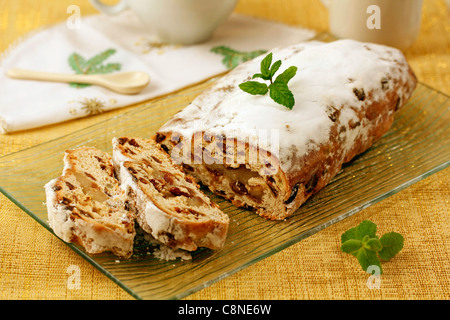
[{"x1": 154, "y1": 39, "x2": 417, "y2": 220}]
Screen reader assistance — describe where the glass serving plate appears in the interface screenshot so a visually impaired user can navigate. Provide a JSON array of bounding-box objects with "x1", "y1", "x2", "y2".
[{"x1": 0, "y1": 45, "x2": 449, "y2": 300}]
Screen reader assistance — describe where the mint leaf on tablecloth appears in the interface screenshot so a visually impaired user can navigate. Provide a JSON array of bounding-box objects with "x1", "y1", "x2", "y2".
[
  {"x1": 341, "y1": 226, "x2": 357, "y2": 243},
  {"x1": 355, "y1": 220, "x2": 377, "y2": 240},
  {"x1": 341, "y1": 239, "x2": 362, "y2": 255},
  {"x1": 357, "y1": 247, "x2": 383, "y2": 274},
  {"x1": 378, "y1": 232, "x2": 405, "y2": 261},
  {"x1": 364, "y1": 237, "x2": 383, "y2": 252},
  {"x1": 340, "y1": 220, "x2": 404, "y2": 274}
]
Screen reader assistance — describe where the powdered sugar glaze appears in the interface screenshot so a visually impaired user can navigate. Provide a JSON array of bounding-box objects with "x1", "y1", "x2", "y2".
[{"x1": 159, "y1": 40, "x2": 415, "y2": 173}]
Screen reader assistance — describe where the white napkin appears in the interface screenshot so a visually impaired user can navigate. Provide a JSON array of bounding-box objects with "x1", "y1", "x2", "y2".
[{"x1": 0, "y1": 11, "x2": 315, "y2": 133}]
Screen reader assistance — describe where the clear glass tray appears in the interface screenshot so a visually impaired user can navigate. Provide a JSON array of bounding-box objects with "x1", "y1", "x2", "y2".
[{"x1": 0, "y1": 61, "x2": 448, "y2": 300}]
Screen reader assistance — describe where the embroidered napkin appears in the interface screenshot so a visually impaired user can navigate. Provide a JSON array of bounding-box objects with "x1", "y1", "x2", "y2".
[{"x1": 0, "y1": 11, "x2": 315, "y2": 134}]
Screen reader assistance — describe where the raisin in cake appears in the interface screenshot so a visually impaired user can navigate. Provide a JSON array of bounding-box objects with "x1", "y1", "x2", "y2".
[
  {"x1": 112, "y1": 137, "x2": 229, "y2": 251},
  {"x1": 154, "y1": 39, "x2": 417, "y2": 220},
  {"x1": 44, "y1": 147, "x2": 135, "y2": 258}
]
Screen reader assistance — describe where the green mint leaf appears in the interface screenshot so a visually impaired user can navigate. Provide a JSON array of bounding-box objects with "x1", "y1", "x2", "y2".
[
  {"x1": 355, "y1": 220, "x2": 377, "y2": 240},
  {"x1": 239, "y1": 81, "x2": 268, "y2": 95},
  {"x1": 275, "y1": 66, "x2": 298, "y2": 84},
  {"x1": 341, "y1": 226, "x2": 357, "y2": 243},
  {"x1": 341, "y1": 220, "x2": 404, "y2": 274},
  {"x1": 238, "y1": 52, "x2": 297, "y2": 110},
  {"x1": 269, "y1": 82, "x2": 295, "y2": 110},
  {"x1": 252, "y1": 73, "x2": 271, "y2": 81},
  {"x1": 341, "y1": 239, "x2": 362, "y2": 255},
  {"x1": 356, "y1": 247, "x2": 383, "y2": 274},
  {"x1": 260, "y1": 52, "x2": 273, "y2": 78},
  {"x1": 269, "y1": 60, "x2": 282, "y2": 78},
  {"x1": 378, "y1": 232, "x2": 404, "y2": 261},
  {"x1": 361, "y1": 235, "x2": 370, "y2": 245},
  {"x1": 342, "y1": 220, "x2": 377, "y2": 242},
  {"x1": 365, "y1": 237, "x2": 383, "y2": 252},
  {"x1": 341, "y1": 227, "x2": 359, "y2": 257}
]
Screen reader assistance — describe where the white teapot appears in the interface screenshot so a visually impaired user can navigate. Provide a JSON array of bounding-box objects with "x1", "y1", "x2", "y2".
[
  {"x1": 321, "y1": 0, "x2": 423, "y2": 51},
  {"x1": 89, "y1": 0, "x2": 238, "y2": 45}
]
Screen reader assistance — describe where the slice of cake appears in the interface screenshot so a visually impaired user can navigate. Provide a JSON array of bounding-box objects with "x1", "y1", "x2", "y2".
[
  {"x1": 44, "y1": 147, "x2": 136, "y2": 258},
  {"x1": 112, "y1": 137, "x2": 229, "y2": 251}
]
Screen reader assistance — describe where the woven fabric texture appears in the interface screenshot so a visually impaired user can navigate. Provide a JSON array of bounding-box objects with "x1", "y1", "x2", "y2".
[{"x1": 0, "y1": 0, "x2": 448, "y2": 300}]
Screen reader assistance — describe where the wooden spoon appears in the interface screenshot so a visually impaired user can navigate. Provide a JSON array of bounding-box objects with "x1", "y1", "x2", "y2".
[{"x1": 6, "y1": 68, "x2": 150, "y2": 95}]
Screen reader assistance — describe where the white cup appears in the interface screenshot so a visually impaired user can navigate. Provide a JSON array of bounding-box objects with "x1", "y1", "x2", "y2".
[
  {"x1": 89, "y1": 0, "x2": 238, "y2": 45},
  {"x1": 321, "y1": 0, "x2": 423, "y2": 51}
]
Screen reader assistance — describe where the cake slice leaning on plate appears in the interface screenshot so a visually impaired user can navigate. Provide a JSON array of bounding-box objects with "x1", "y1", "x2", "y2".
[
  {"x1": 154, "y1": 39, "x2": 417, "y2": 220},
  {"x1": 44, "y1": 147, "x2": 136, "y2": 258},
  {"x1": 112, "y1": 137, "x2": 229, "y2": 251}
]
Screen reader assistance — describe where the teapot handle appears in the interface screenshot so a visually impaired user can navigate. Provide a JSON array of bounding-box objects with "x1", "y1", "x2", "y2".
[
  {"x1": 320, "y1": 0, "x2": 332, "y2": 8},
  {"x1": 89, "y1": 0, "x2": 128, "y2": 15}
]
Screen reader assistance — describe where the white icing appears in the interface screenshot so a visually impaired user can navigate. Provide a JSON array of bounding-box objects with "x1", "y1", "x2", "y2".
[
  {"x1": 111, "y1": 138, "x2": 133, "y2": 165},
  {"x1": 0, "y1": 115, "x2": 9, "y2": 134},
  {"x1": 62, "y1": 152, "x2": 72, "y2": 175},
  {"x1": 159, "y1": 39, "x2": 414, "y2": 173},
  {"x1": 143, "y1": 200, "x2": 181, "y2": 240},
  {"x1": 44, "y1": 179, "x2": 75, "y2": 242}
]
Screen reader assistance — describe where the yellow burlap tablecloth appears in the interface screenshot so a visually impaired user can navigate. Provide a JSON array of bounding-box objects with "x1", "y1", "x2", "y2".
[{"x1": 0, "y1": 0, "x2": 448, "y2": 300}]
